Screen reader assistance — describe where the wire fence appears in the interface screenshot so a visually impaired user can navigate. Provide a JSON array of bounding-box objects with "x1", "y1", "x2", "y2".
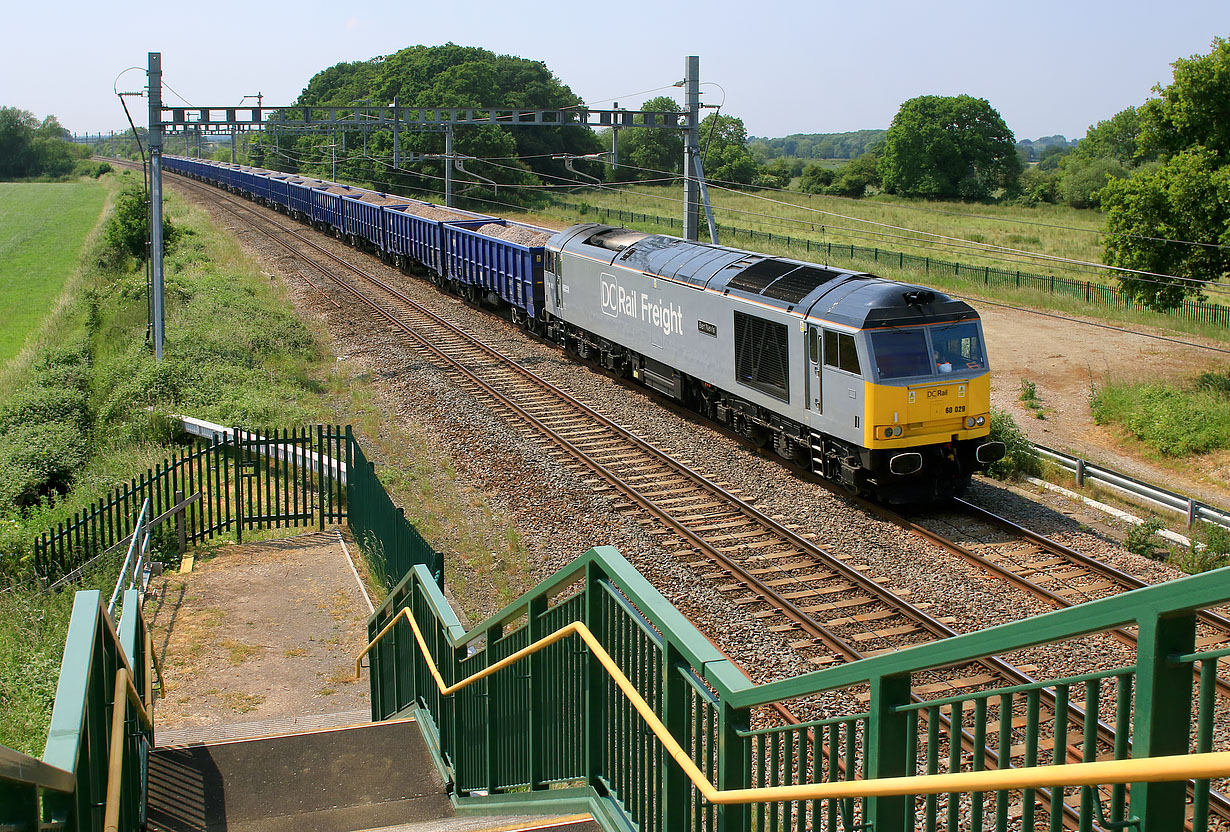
[{"x1": 550, "y1": 199, "x2": 1230, "y2": 328}]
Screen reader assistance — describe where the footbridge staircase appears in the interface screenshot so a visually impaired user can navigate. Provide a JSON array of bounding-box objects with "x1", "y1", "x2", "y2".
[{"x1": 3, "y1": 423, "x2": 1229, "y2": 831}]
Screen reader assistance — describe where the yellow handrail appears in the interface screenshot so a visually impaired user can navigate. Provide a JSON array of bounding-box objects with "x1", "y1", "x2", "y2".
[
  {"x1": 102, "y1": 667, "x2": 154, "y2": 832},
  {"x1": 357, "y1": 606, "x2": 1230, "y2": 805}
]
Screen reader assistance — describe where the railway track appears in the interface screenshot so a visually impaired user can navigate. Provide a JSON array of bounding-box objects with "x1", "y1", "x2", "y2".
[
  {"x1": 165, "y1": 170, "x2": 1230, "y2": 828},
  {"x1": 887, "y1": 497, "x2": 1230, "y2": 700}
]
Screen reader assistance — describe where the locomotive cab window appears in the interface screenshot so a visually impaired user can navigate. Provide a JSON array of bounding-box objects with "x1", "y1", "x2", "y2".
[
  {"x1": 870, "y1": 328, "x2": 931, "y2": 379},
  {"x1": 823, "y1": 330, "x2": 861, "y2": 375},
  {"x1": 734, "y1": 311, "x2": 790, "y2": 401},
  {"x1": 930, "y1": 321, "x2": 985, "y2": 372}
]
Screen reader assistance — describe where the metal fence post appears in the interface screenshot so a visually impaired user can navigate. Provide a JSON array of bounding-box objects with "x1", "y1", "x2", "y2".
[
  {"x1": 174, "y1": 490, "x2": 186, "y2": 556},
  {"x1": 233, "y1": 429, "x2": 243, "y2": 544},
  {"x1": 661, "y1": 644, "x2": 689, "y2": 831},
  {"x1": 584, "y1": 561, "x2": 607, "y2": 795},
  {"x1": 1129, "y1": 611, "x2": 1196, "y2": 828},
  {"x1": 867, "y1": 673, "x2": 912, "y2": 832},
  {"x1": 715, "y1": 701, "x2": 750, "y2": 831},
  {"x1": 527, "y1": 594, "x2": 547, "y2": 792},
  {"x1": 317, "y1": 424, "x2": 326, "y2": 531}
]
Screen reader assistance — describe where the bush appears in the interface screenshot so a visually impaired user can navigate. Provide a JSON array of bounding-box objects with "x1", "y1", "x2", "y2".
[
  {"x1": 1126, "y1": 516, "x2": 1166, "y2": 560},
  {"x1": 1092, "y1": 379, "x2": 1230, "y2": 457},
  {"x1": 1173, "y1": 522, "x2": 1230, "y2": 574},
  {"x1": 985, "y1": 408, "x2": 1040, "y2": 480},
  {"x1": 104, "y1": 186, "x2": 179, "y2": 263},
  {"x1": 73, "y1": 160, "x2": 111, "y2": 179}
]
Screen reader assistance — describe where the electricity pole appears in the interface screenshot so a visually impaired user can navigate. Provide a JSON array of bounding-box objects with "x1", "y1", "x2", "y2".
[
  {"x1": 445, "y1": 125, "x2": 454, "y2": 207},
  {"x1": 147, "y1": 52, "x2": 165, "y2": 361},
  {"x1": 683, "y1": 56, "x2": 701, "y2": 242}
]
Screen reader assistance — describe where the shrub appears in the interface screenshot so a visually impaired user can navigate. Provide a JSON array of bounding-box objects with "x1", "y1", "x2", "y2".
[
  {"x1": 104, "y1": 186, "x2": 179, "y2": 263},
  {"x1": 1173, "y1": 522, "x2": 1230, "y2": 574},
  {"x1": 72, "y1": 160, "x2": 111, "y2": 179},
  {"x1": 985, "y1": 408, "x2": 1040, "y2": 480},
  {"x1": 1125, "y1": 516, "x2": 1166, "y2": 560},
  {"x1": 1092, "y1": 377, "x2": 1230, "y2": 457}
]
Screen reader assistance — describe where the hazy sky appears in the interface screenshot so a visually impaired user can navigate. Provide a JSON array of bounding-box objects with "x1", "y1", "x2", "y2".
[{"x1": 3, "y1": 1, "x2": 1224, "y2": 141}]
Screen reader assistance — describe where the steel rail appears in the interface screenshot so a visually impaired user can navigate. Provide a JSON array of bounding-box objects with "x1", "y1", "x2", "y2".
[
  {"x1": 169, "y1": 171, "x2": 1230, "y2": 826},
  {"x1": 874, "y1": 498, "x2": 1230, "y2": 701}
]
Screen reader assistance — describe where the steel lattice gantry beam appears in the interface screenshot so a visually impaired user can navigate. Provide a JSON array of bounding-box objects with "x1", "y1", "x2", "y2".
[{"x1": 157, "y1": 105, "x2": 691, "y2": 135}]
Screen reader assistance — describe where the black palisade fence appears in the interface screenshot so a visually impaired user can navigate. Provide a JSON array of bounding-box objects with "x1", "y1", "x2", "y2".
[
  {"x1": 554, "y1": 200, "x2": 1230, "y2": 328},
  {"x1": 32, "y1": 424, "x2": 440, "y2": 589}
]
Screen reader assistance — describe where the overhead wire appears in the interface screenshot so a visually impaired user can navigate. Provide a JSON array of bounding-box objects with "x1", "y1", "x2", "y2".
[{"x1": 244, "y1": 134, "x2": 1230, "y2": 298}]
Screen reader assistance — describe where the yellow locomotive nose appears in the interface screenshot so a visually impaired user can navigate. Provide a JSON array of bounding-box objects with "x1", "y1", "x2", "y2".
[{"x1": 865, "y1": 375, "x2": 992, "y2": 449}]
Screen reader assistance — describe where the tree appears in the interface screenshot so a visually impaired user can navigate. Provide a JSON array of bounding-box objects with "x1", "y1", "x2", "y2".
[
  {"x1": 698, "y1": 113, "x2": 758, "y2": 186},
  {"x1": 1099, "y1": 38, "x2": 1230, "y2": 309},
  {"x1": 1137, "y1": 36, "x2": 1230, "y2": 160},
  {"x1": 258, "y1": 44, "x2": 601, "y2": 203},
  {"x1": 1101, "y1": 148, "x2": 1230, "y2": 309},
  {"x1": 609, "y1": 95, "x2": 684, "y2": 182},
  {"x1": 1076, "y1": 106, "x2": 1144, "y2": 165},
  {"x1": 878, "y1": 95, "x2": 1021, "y2": 200},
  {"x1": 0, "y1": 107, "x2": 37, "y2": 178},
  {"x1": 1057, "y1": 155, "x2": 1128, "y2": 209},
  {"x1": 799, "y1": 162, "x2": 835, "y2": 193}
]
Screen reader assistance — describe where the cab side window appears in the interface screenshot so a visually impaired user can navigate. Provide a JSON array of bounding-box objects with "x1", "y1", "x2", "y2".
[{"x1": 823, "y1": 330, "x2": 861, "y2": 375}]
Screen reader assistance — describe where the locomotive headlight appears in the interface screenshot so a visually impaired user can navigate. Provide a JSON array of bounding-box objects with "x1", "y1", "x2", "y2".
[
  {"x1": 975, "y1": 415, "x2": 985, "y2": 426},
  {"x1": 892, "y1": 425, "x2": 903, "y2": 437},
  {"x1": 965, "y1": 416, "x2": 977, "y2": 429}
]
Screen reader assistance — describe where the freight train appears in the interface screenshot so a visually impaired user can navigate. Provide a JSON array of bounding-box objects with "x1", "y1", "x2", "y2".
[{"x1": 163, "y1": 156, "x2": 1004, "y2": 502}]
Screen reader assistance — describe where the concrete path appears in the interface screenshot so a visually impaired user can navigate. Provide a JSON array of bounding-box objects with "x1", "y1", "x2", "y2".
[{"x1": 145, "y1": 529, "x2": 373, "y2": 736}]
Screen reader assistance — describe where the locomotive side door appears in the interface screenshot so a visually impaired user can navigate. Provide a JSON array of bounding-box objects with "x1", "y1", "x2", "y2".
[{"x1": 805, "y1": 325, "x2": 822, "y2": 413}]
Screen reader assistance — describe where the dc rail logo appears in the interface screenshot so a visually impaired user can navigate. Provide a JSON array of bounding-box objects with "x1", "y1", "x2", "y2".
[{"x1": 600, "y1": 275, "x2": 685, "y2": 337}]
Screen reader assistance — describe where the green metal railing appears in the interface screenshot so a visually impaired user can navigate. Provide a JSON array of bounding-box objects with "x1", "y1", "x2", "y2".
[
  {"x1": 0, "y1": 589, "x2": 156, "y2": 832},
  {"x1": 552, "y1": 199, "x2": 1230, "y2": 328},
  {"x1": 33, "y1": 425, "x2": 349, "y2": 580},
  {"x1": 365, "y1": 545, "x2": 1230, "y2": 832},
  {"x1": 346, "y1": 425, "x2": 444, "y2": 588}
]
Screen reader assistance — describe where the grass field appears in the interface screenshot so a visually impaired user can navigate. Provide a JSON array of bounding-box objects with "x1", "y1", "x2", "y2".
[
  {"x1": 457, "y1": 183, "x2": 1226, "y2": 341},
  {"x1": 532, "y1": 183, "x2": 1109, "y2": 274},
  {"x1": 0, "y1": 181, "x2": 109, "y2": 363}
]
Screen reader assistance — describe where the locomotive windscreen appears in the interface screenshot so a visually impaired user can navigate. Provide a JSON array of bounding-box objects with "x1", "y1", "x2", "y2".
[{"x1": 734, "y1": 311, "x2": 790, "y2": 402}]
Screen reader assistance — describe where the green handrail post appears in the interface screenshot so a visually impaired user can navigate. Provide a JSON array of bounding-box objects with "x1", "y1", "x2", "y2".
[
  {"x1": 867, "y1": 672, "x2": 912, "y2": 832},
  {"x1": 527, "y1": 593, "x2": 548, "y2": 792},
  {"x1": 715, "y1": 700, "x2": 750, "y2": 831},
  {"x1": 661, "y1": 643, "x2": 689, "y2": 831},
  {"x1": 584, "y1": 560, "x2": 607, "y2": 797},
  {"x1": 485, "y1": 620, "x2": 503, "y2": 793},
  {"x1": 1129, "y1": 610, "x2": 1196, "y2": 829}
]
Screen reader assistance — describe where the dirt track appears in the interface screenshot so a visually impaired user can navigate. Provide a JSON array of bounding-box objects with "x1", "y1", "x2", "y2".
[{"x1": 979, "y1": 301, "x2": 1229, "y2": 504}]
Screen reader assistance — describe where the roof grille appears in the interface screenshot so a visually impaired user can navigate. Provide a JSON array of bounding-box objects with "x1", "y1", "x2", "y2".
[
  {"x1": 761, "y1": 266, "x2": 843, "y2": 303},
  {"x1": 726, "y1": 259, "x2": 797, "y2": 294}
]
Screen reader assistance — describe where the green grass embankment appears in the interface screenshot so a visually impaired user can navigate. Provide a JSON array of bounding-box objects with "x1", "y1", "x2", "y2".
[
  {"x1": 1092, "y1": 371, "x2": 1230, "y2": 458},
  {"x1": 0, "y1": 169, "x2": 536, "y2": 754},
  {"x1": 0, "y1": 169, "x2": 346, "y2": 754},
  {"x1": 0, "y1": 181, "x2": 109, "y2": 362}
]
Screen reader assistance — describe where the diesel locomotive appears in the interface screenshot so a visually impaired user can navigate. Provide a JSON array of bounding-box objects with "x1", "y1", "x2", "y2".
[
  {"x1": 163, "y1": 156, "x2": 1004, "y2": 502},
  {"x1": 542, "y1": 224, "x2": 1004, "y2": 503}
]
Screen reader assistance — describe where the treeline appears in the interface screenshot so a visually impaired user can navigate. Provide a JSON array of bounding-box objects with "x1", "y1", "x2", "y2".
[
  {"x1": 246, "y1": 44, "x2": 604, "y2": 208},
  {"x1": 749, "y1": 130, "x2": 886, "y2": 161},
  {"x1": 0, "y1": 108, "x2": 108, "y2": 180},
  {"x1": 238, "y1": 39, "x2": 1227, "y2": 312}
]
